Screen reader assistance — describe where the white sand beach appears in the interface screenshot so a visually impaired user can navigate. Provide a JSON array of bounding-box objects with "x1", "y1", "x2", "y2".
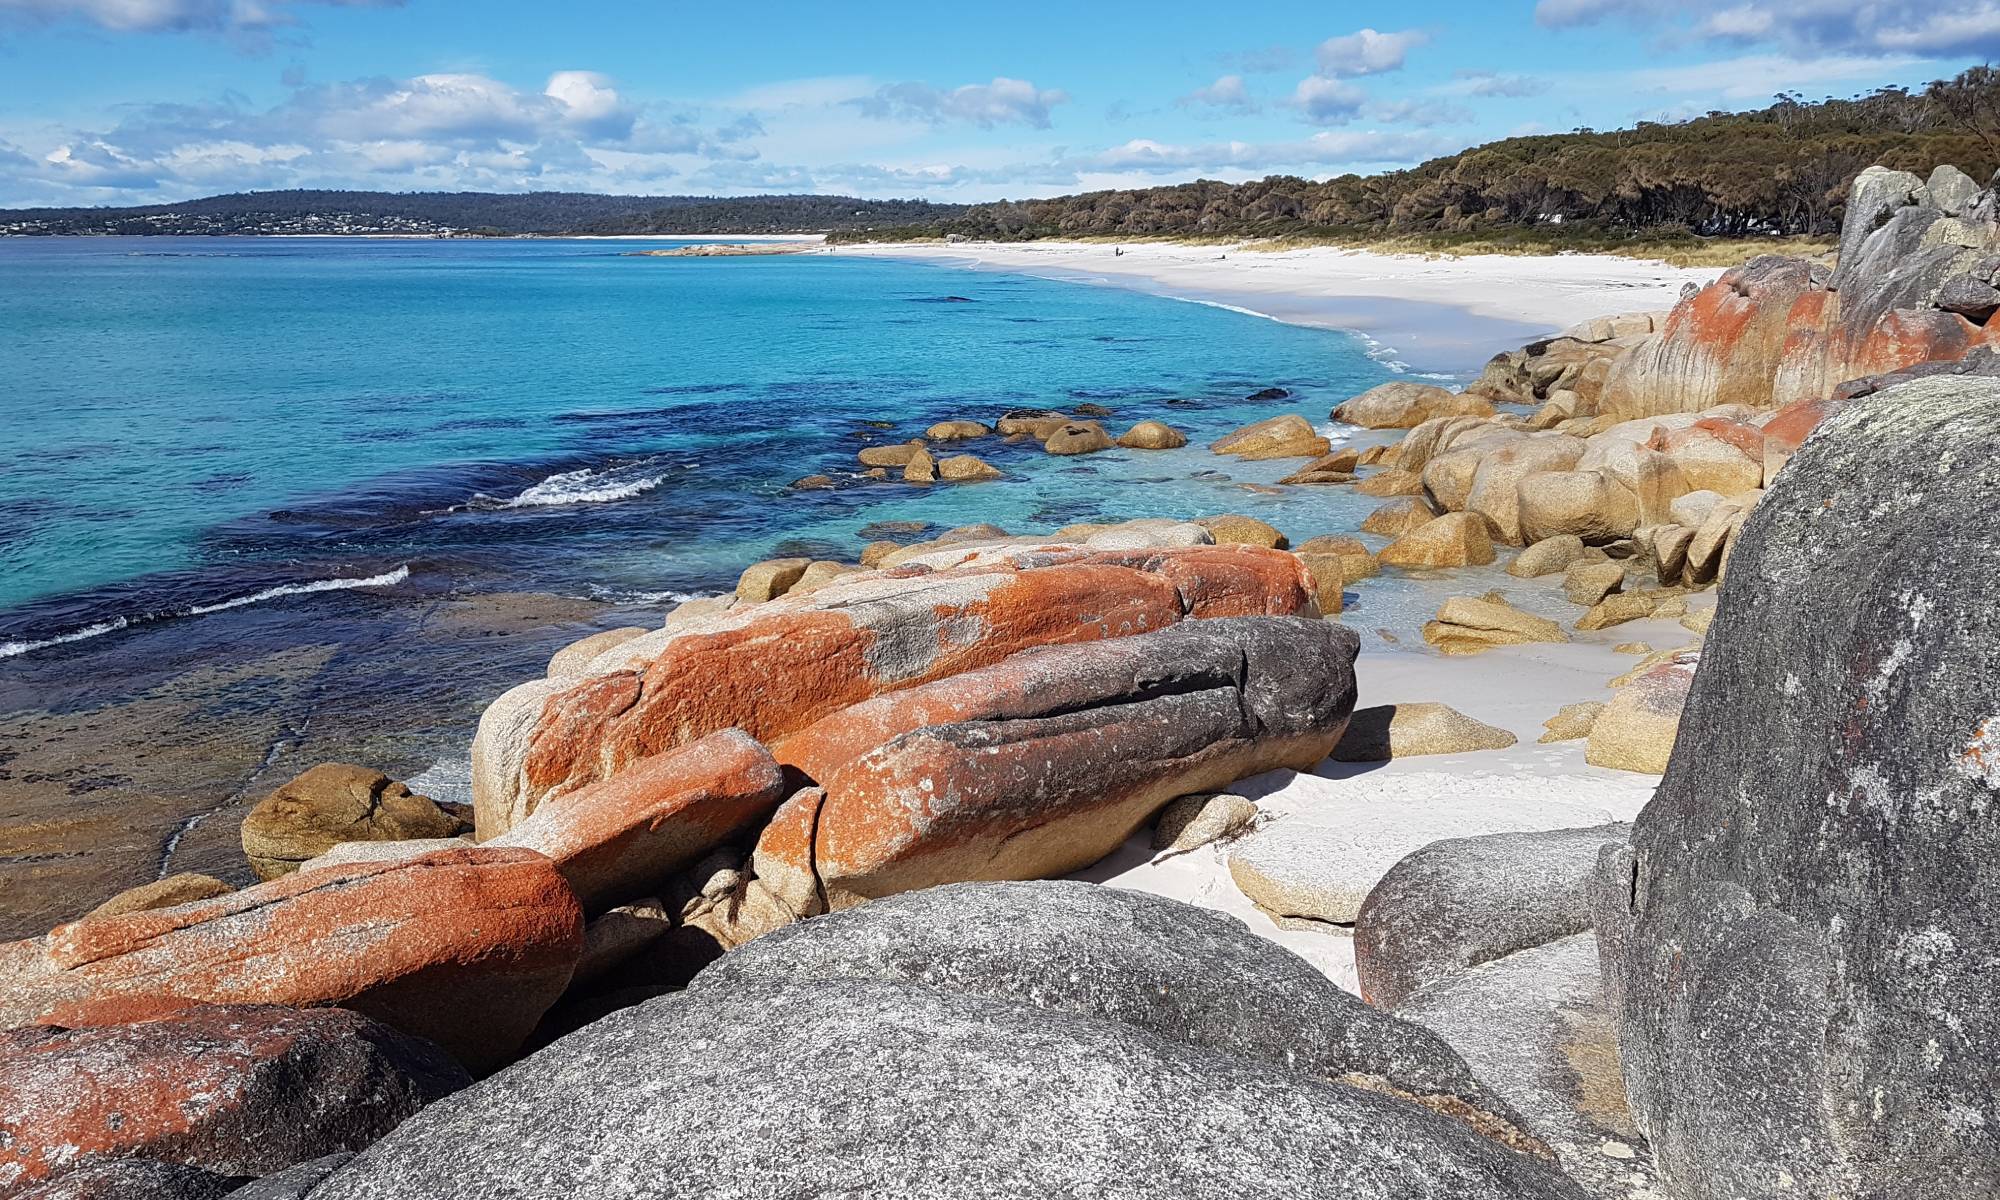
[{"x1": 839, "y1": 240, "x2": 1724, "y2": 375}]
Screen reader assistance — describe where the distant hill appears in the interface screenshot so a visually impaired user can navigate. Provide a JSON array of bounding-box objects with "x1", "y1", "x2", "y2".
[
  {"x1": 828, "y1": 67, "x2": 2000, "y2": 246},
  {"x1": 0, "y1": 190, "x2": 968, "y2": 236}
]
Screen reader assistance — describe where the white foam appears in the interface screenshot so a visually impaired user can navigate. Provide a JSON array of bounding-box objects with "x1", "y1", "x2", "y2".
[
  {"x1": 494, "y1": 466, "x2": 669, "y2": 509},
  {"x1": 0, "y1": 616, "x2": 131, "y2": 660},
  {"x1": 187, "y1": 566, "x2": 411, "y2": 615}
]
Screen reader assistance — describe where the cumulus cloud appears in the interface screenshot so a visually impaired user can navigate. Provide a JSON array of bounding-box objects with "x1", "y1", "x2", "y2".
[
  {"x1": 852, "y1": 77, "x2": 1068, "y2": 129},
  {"x1": 0, "y1": 0, "x2": 399, "y2": 34},
  {"x1": 1291, "y1": 75, "x2": 1369, "y2": 126},
  {"x1": 9, "y1": 68, "x2": 758, "y2": 202},
  {"x1": 1179, "y1": 74, "x2": 1258, "y2": 115},
  {"x1": 1368, "y1": 98, "x2": 1474, "y2": 126},
  {"x1": 1535, "y1": 0, "x2": 2000, "y2": 58},
  {"x1": 1314, "y1": 28, "x2": 1430, "y2": 77}
]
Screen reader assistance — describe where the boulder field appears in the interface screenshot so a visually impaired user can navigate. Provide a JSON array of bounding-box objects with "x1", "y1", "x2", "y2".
[{"x1": 5, "y1": 167, "x2": 2000, "y2": 1197}]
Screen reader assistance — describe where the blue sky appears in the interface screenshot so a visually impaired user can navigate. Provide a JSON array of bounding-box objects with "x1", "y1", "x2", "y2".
[{"x1": 0, "y1": 0, "x2": 1992, "y2": 206}]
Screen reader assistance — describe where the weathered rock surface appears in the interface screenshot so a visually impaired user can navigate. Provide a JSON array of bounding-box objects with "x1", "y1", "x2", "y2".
[
  {"x1": 1115, "y1": 420, "x2": 1187, "y2": 449},
  {"x1": 1517, "y1": 470, "x2": 1639, "y2": 545},
  {"x1": 0, "y1": 1005, "x2": 465, "y2": 1193},
  {"x1": 473, "y1": 546, "x2": 1314, "y2": 837},
  {"x1": 692, "y1": 881, "x2": 1543, "y2": 1151},
  {"x1": 926, "y1": 419, "x2": 991, "y2": 441},
  {"x1": 546, "y1": 627, "x2": 648, "y2": 679},
  {"x1": 1356, "y1": 467, "x2": 1427, "y2": 497},
  {"x1": 1539, "y1": 701, "x2": 1605, "y2": 743},
  {"x1": 222, "y1": 1154, "x2": 356, "y2": 1200},
  {"x1": 1194, "y1": 513, "x2": 1286, "y2": 548},
  {"x1": 1399, "y1": 937, "x2": 1659, "y2": 1200},
  {"x1": 240, "y1": 765, "x2": 471, "y2": 881},
  {"x1": 1355, "y1": 825, "x2": 1630, "y2": 1009},
  {"x1": 937, "y1": 453, "x2": 1002, "y2": 481},
  {"x1": 1043, "y1": 421, "x2": 1112, "y2": 455},
  {"x1": 1331, "y1": 703, "x2": 1517, "y2": 761},
  {"x1": 489, "y1": 730, "x2": 787, "y2": 914},
  {"x1": 733, "y1": 557, "x2": 811, "y2": 602},
  {"x1": 12, "y1": 1158, "x2": 241, "y2": 1200},
  {"x1": 1594, "y1": 377, "x2": 2000, "y2": 1199},
  {"x1": 82, "y1": 874, "x2": 233, "y2": 921},
  {"x1": 1585, "y1": 652, "x2": 1696, "y2": 774},
  {"x1": 304, "y1": 961, "x2": 1585, "y2": 1198},
  {"x1": 786, "y1": 617, "x2": 1358, "y2": 908},
  {"x1": 0, "y1": 848, "x2": 583, "y2": 1074},
  {"x1": 1334, "y1": 382, "x2": 1495, "y2": 428},
  {"x1": 1377, "y1": 511, "x2": 1496, "y2": 569},
  {"x1": 1209, "y1": 414, "x2": 1329, "y2": 460},
  {"x1": 1422, "y1": 595, "x2": 1568, "y2": 655},
  {"x1": 1361, "y1": 495, "x2": 1437, "y2": 536},
  {"x1": 1152, "y1": 792, "x2": 1259, "y2": 852}
]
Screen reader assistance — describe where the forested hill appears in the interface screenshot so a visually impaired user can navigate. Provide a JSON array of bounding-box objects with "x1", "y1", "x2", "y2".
[
  {"x1": 9, "y1": 68, "x2": 2000, "y2": 241},
  {"x1": 831, "y1": 68, "x2": 2000, "y2": 244},
  {"x1": 0, "y1": 191, "x2": 967, "y2": 236}
]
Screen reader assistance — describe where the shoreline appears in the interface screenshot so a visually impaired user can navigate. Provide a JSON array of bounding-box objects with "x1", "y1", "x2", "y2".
[{"x1": 838, "y1": 240, "x2": 1723, "y2": 376}]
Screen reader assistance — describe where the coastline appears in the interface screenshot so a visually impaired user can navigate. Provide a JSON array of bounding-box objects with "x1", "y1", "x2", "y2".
[{"x1": 838, "y1": 240, "x2": 1724, "y2": 376}]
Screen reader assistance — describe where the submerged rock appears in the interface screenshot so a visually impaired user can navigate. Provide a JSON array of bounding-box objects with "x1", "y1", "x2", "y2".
[
  {"x1": 1209, "y1": 414, "x2": 1329, "y2": 460},
  {"x1": 1116, "y1": 419, "x2": 1188, "y2": 449}
]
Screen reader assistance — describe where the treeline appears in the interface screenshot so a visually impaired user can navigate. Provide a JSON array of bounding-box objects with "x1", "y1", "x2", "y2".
[
  {"x1": 0, "y1": 190, "x2": 968, "y2": 236},
  {"x1": 831, "y1": 68, "x2": 2000, "y2": 244}
]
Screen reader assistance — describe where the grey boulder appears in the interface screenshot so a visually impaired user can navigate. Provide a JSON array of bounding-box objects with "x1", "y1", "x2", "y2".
[
  {"x1": 12, "y1": 1159, "x2": 242, "y2": 1200},
  {"x1": 1595, "y1": 378, "x2": 2000, "y2": 1199},
  {"x1": 305, "y1": 977, "x2": 1587, "y2": 1200},
  {"x1": 1355, "y1": 824, "x2": 1629, "y2": 1009},
  {"x1": 693, "y1": 879, "x2": 1542, "y2": 1153}
]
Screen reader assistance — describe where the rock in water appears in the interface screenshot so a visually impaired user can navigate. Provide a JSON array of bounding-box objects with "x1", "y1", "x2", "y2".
[
  {"x1": 0, "y1": 847, "x2": 583, "y2": 1074},
  {"x1": 240, "y1": 765, "x2": 471, "y2": 880},
  {"x1": 785, "y1": 617, "x2": 1359, "y2": 908},
  {"x1": 692, "y1": 881, "x2": 1543, "y2": 1152},
  {"x1": 301, "y1": 985, "x2": 1587, "y2": 1198},
  {"x1": 0, "y1": 1005, "x2": 466, "y2": 1191},
  {"x1": 1355, "y1": 825, "x2": 1629, "y2": 1009},
  {"x1": 1594, "y1": 377, "x2": 2000, "y2": 1199}
]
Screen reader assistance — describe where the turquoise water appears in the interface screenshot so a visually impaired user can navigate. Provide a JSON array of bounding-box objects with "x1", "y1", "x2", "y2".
[{"x1": 0, "y1": 236, "x2": 1414, "y2": 655}]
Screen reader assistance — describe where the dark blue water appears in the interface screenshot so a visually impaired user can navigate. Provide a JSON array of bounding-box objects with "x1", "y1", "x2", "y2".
[{"x1": 0, "y1": 236, "x2": 1411, "y2": 658}]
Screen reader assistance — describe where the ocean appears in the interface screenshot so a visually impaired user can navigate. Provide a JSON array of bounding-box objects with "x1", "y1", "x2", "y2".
[{"x1": 0, "y1": 235, "x2": 1517, "y2": 933}]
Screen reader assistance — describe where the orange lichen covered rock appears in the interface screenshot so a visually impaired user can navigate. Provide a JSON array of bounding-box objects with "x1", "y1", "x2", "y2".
[
  {"x1": 802, "y1": 617, "x2": 1360, "y2": 908},
  {"x1": 472, "y1": 547, "x2": 1316, "y2": 838},
  {"x1": 0, "y1": 1005, "x2": 466, "y2": 1192},
  {"x1": 0, "y1": 848, "x2": 583, "y2": 1074},
  {"x1": 492, "y1": 730, "x2": 787, "y2": 915}
]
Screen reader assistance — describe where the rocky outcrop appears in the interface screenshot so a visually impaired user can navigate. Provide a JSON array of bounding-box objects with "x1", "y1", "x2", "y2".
[
  {"x1": 1043, "y1": 421, "x2": 1112, "y2": 455},
  {"x1": 692, "y1": 882, "x2": 1544, "y2": 1152},
  {"x1": 240, "y1": 766, "x2": 471, "y2": 881},
  {"x1": 1377, "y1": 511, "x2": 1496, "y2": 568},
  {"x1": 0, "y1": 848, "x2": 583, "y2": 1074},
  {"x1": 1208, "y1": 414, "x2": 1329, "y2": 460},
  {"x1": 1594, "y1": 378, "x2": 2000, "y2": 1199},
  {"x1": 1422, "y1": 595, "x2": 1568, "y2": 655},
  {"x1": 82, "y1": 874, "x2": 233, "y2": 920},
  {"x1": 1333, "y1": 381, "x2": 1495, "y2": 428},
  {"x1": 293, "y1": 887, "x2": 1587, "y2": 1199},
  {"x1": 1584, "y1": 652, "x2": 1697, "y2": 774},
  {"x1": 488, "y1": 730, "x2": 787, "y2": 914},
  {"x1": 471, "y1": 544, "x2": 1316, "y2": 838},
  {"x1": 782, "y1": 617, "x2": 1358, "y2": 908},
  {"x1": 0, "y1": 1005, "x2": 465, "y2": 1193}
]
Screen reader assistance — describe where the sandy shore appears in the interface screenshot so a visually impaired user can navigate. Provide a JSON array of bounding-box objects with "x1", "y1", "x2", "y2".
[{"x1": 838, "y1": 240, "x2": 1723, "y2": 375}]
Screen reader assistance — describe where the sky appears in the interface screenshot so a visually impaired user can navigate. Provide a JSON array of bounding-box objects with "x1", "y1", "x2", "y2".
[{"x1": 0, "y1": 0, "x2": 1994, "y2": 207}]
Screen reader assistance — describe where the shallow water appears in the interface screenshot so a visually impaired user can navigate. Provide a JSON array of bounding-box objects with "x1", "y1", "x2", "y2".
[{"x1": 0, "y1": 235, "x2": 1568, "y2": 930}]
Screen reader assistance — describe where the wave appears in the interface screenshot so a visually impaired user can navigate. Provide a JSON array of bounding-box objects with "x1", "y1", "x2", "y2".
[
  {"x1": 0, "y1": 566, "x2": 409, "y2": 661},
  {"x1": 187, "y1": 566, "x2": 411, "y2": 615},
  {"x1": 460, "y1": 462, "x2": 673, "y2": 512}
]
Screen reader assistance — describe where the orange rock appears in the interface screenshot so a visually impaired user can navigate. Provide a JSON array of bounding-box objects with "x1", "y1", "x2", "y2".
[
  {"x1": 492, "y1": 730, "x2": 787, "y2": 914},
  {"x1": 804, "y1": 618, "x2": 1360, "y2": 907},
  {"x1": 0, "y1": 1005, "x2": 466, "y2": 1191},
  {"x1": 476, "y1": 548, "x2": 1317, "y2": 835},
  {"x1": 0, "y1": 848, "x2": 583, "y2": 1074}
]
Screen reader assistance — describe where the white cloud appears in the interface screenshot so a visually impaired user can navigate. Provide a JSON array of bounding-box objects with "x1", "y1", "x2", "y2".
[
  {"x1": 1291, "y1": 75, "x2": 1369, "y2": 126},
  {"x1": 0, "y1": 0, "x2": 399, "y2": 34},
  {"x1": 1627, "y1": 51, "x2": 1924, "y2": 98},
  {"x1": 1180, "y1": 74, "x2": 1258, "y2": 115},
  {"x1": 1074, "y1": 130, "x2": 1452, "y2": 175},
  {"x1": 1368, "y1": 98, "x2": 1474, "y2": 126},
  {"x1": 852, "y1": 77, "x2": 1068, "y2": 129},
  {"x1": 544, "y1": 71, "x2": 636, "y2": 141},
  {"x1": 1536, "y1": 0, "x2": 2000, "y2": 58},
  {"x1": 1450, "y1": 70, "x2": 1554, "y2": 98},
  {"x1": 1314, "y1": 28, "x2": 1430, "y2": 77}
]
